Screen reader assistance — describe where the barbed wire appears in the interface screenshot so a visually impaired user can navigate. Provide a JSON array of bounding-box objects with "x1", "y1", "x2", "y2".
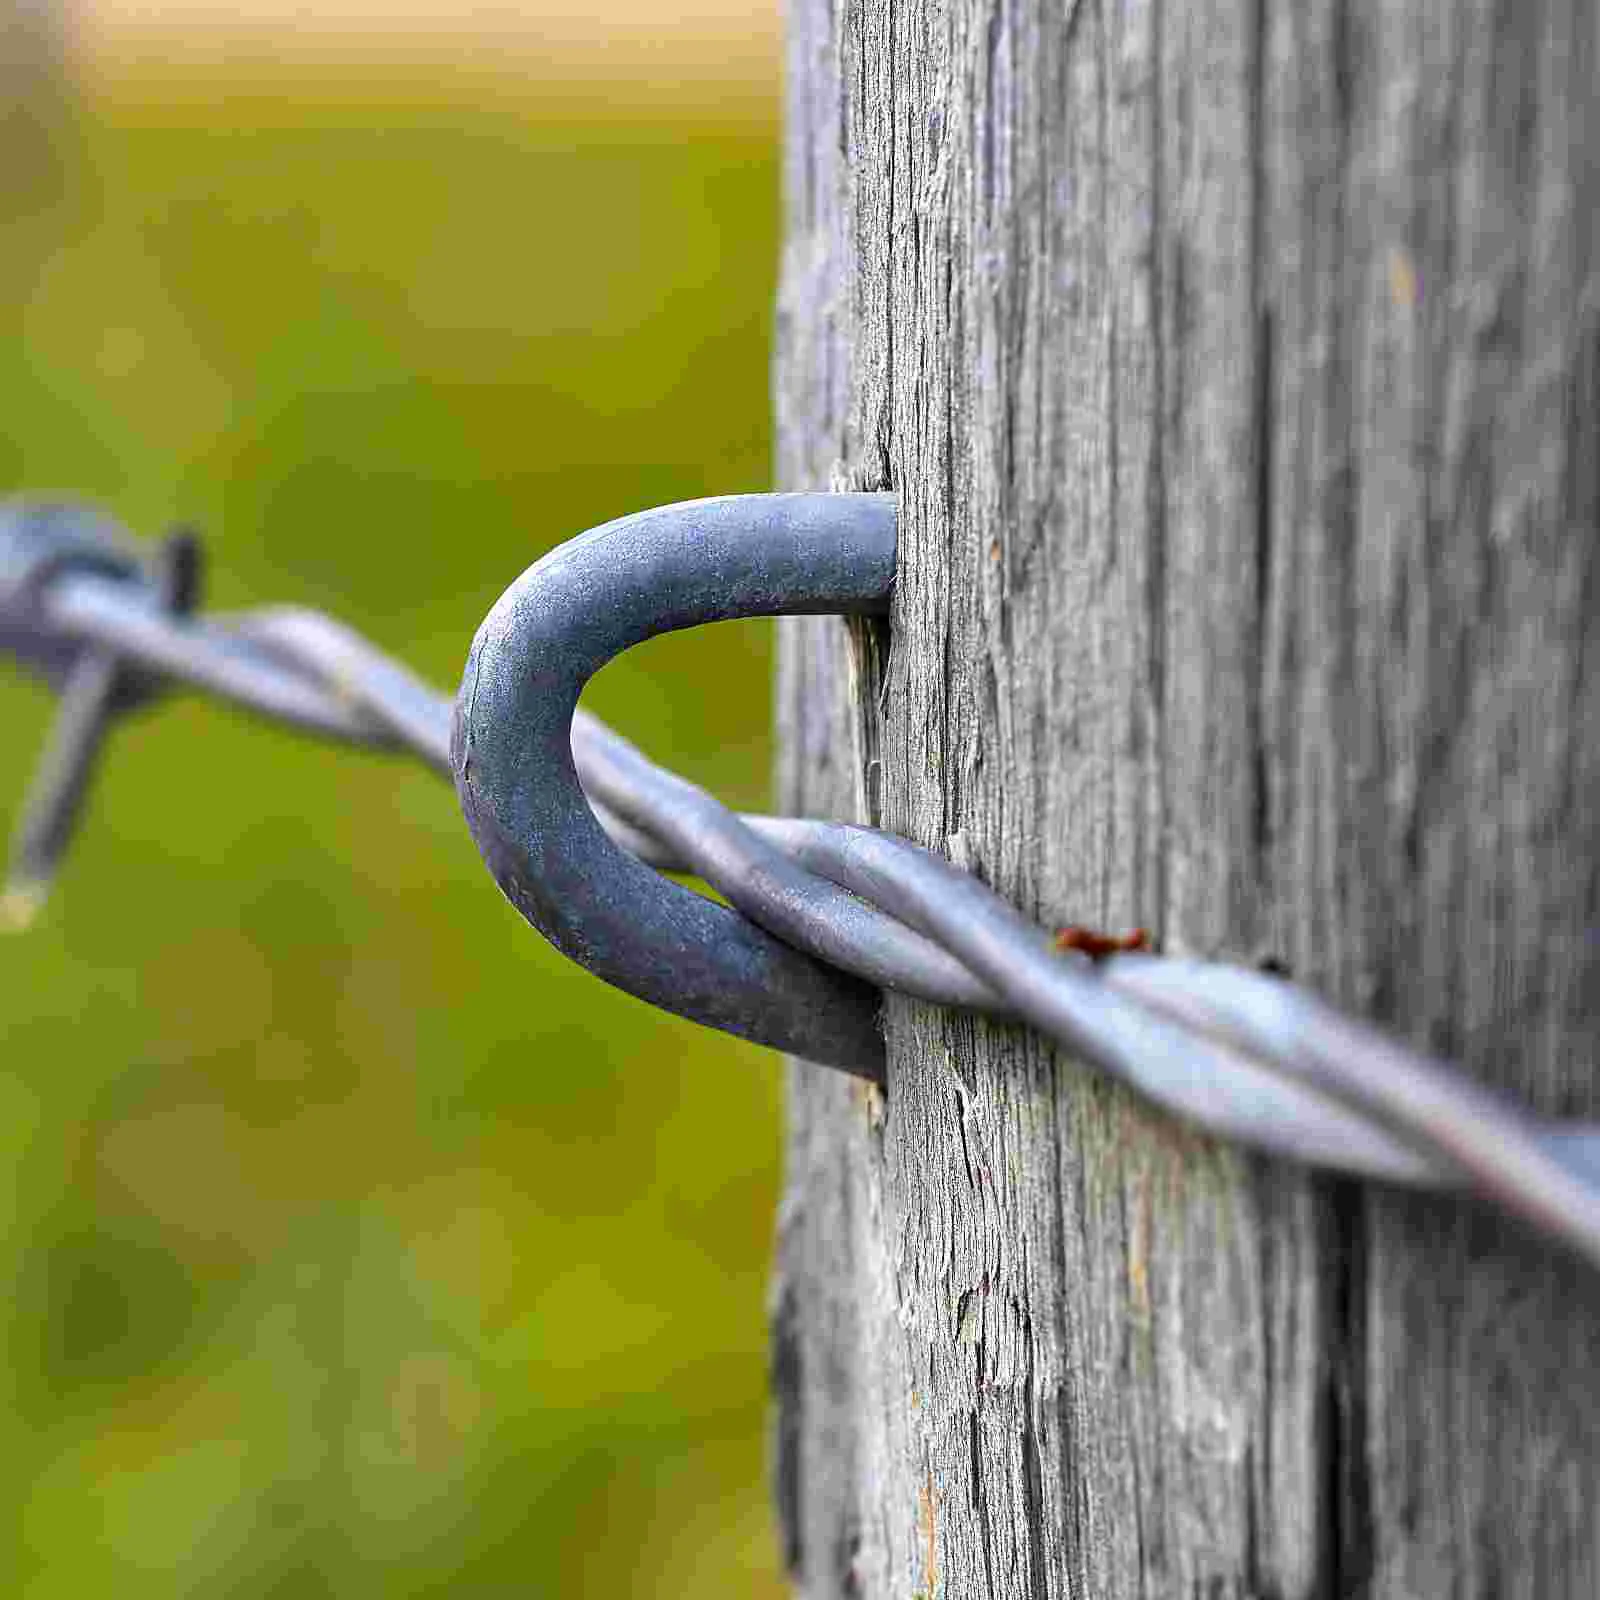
[{"x1": 5, "y1": 498, "x2": 1600, "y2": 1269}]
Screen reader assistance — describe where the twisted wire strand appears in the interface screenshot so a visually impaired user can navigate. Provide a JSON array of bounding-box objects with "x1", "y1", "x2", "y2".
[{"x1": 16, "y1": 563, "x2": 1600, "y2": 1266}]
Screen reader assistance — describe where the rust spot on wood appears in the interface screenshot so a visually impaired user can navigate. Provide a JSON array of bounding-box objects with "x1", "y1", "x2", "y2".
[
  {"x1": 1388, "y1": 245, "x2": 1419, "y2": 308},
  {"x1": 919, "y1": 1469, "x2": 938, "y2": 1595},
  {"x1": 1052, "y1": 924, "x2": 1152, "y2": 960},
  {"x1": 1127, "y1": 1174, "x2": 1152, "y2": 1328}
]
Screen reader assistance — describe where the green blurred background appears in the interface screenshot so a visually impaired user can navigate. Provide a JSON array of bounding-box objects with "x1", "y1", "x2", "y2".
[{"x1": 1, "y1": 23, "x2": 790, "y2": 1596}]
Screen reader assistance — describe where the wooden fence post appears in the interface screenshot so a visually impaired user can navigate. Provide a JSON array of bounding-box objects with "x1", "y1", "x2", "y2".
[{"x1": 772, "y1": 3, "x2": 1600, "y2": 1595}]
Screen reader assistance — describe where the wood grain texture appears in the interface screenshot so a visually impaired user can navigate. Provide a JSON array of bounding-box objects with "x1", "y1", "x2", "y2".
[{"x1": 771, "y1": 3, "x2": 1600, "y2": 1596}]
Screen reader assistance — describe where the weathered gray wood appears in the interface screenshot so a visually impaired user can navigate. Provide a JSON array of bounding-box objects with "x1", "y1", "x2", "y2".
[{"x1": 772, "y1": 3, "x2": 1600, "y2": 1596}]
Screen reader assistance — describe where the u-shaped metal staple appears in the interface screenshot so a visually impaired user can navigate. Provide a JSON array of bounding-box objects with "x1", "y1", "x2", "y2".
[{"x1": 450, "y1": 493, "x2": 897, "y2": 1075}]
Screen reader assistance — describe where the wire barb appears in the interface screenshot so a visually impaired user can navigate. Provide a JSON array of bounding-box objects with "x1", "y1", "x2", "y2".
[
  {"x1": 4, "y1": 526, "x2": 201, "y2": 923},
  {"x1": 5, "y1": 497, "x2": 1600, "y2": 1270}
]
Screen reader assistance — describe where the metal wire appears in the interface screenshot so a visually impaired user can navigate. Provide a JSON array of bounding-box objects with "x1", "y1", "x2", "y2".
[{"x1": 8, "y1": 512, "x2": 1600, "y2": 1268}]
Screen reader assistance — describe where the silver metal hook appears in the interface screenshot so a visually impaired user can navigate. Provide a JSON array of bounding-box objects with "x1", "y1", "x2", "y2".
[{"x1": 450, "y1": 493, "x2": 897, "y2": 1077}]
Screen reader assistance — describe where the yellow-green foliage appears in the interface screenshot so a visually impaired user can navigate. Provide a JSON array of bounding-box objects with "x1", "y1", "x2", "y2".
[{"x1": 0, "y1": 62, "x2": 787, "y2": 1597}]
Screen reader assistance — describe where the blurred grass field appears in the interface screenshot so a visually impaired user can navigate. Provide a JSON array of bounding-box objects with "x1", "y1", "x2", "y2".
[{"x1": 0, "y1": 51, "x2": 788, "y2": 1597}]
